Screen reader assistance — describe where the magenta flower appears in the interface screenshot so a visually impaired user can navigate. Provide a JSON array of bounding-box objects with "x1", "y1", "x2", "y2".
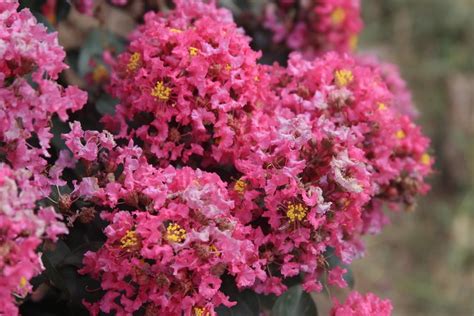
[{"x1": 331, "y1": 291, "x2": 393, "y2": 316}]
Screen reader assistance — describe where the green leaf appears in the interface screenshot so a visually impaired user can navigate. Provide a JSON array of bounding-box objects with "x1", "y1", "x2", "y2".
[
  {"x1": 50, "y1": 116, "x2": 70, "y2": 152},
  {"x1": 78, "y1": 29, "x2": 125, "y2": 78},
  {"x1": 55, "y1": 0, "x2": 71, "y2": 22},
  {"x1": 325, "y1": 247, "x2": 355, "y2": 289},
  {"x1": 216, "y1": 289, "x2": 260, "y2": 316},
  {"x1": 216, "y1": 276, "x2": 260, "y2": 316},
  {"x1": 95, "y1": 94, "x2": 119, "y2": 115},
  {"x1": 256, "y1": 293, "x2": 277, "y2": 312},
  {"x1": 62, "y1": 242, "x2": 103, "y2": 267},
  {"x1": 32, "y1": 12, "x2": 55, "y2": 32},
  {"x1": 43, "y1": 240, "x2": 72, "y2": 266},
  {"x1": 271, "y1": 285, "x2": 318, "y2": 316},
  {"x1": 41, "y1": 253, "x2": 69, "y2": 298},
  {"x1": 343, "y1": 267, "x2": 355, "y2": 289}
]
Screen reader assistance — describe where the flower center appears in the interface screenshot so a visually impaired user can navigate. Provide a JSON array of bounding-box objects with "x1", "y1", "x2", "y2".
[
  {"x1": 151, "y1": 81, "x2": 171, "y2": 101},
  {"x1": 334, "y1": 69, "x2": 354, "y2": 87},
  {"x1": 120, "y1": 230, "x2": 138, "y2": 249},
  {"x1": 127, "y1": 52, "x2": 141, "y2": 72},
  {"x1": 166, "y1": 223, "x2": 186, "y2": 243},
  {"x1": 420, "y1": 153, "x2": 431, "y2": 165},
  {"x1": 189, "y1": 47, "x2": 199, "y2": 56},
  {"x1": 193, "y1": 307, "x2": 209, "y2": 316},
  {"x1": 286, "y1": 202, "x2": 308, "y2": 222},
  {"x1": 19, "y1": 276, "x2": 28, "y2": 288},
  {"x1": 378, "y1": 102, "x2": 387, "y2": 111},
  {"x1": 349, "y1": 34, "x2": 358, "y2": 51},
  {"x1": 395, "y1": 130, "x2": 406, "y2": 139},
  {"x1": 92, "y1": 64, "x2": 108, "y2": 83},
  {"x1": 234, "y1": 179, "x2": 247, "y2": 194},
  {"x1": 331, "y1": 7, "x2": 346, "y2": 25}
]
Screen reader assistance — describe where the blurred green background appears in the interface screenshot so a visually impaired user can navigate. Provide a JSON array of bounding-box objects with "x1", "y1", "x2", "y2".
[{"x1": 352, "y1": 0, "x2": 473, "y2": 315}]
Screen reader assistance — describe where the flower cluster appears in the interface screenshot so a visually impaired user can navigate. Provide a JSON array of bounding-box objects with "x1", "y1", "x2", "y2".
[
  {"x1": 358, "y1": 55, "x2": 418, "y2": 118},
  {"x1": 105, "y1": 0, "x2": 270, "y2": 165},
  {"x1": 0, "y1": 2, "x2": 86, "y2": 314},
  {"x1": 60, "y1": 126, "x2": 262, "y2": 315},
  {"x1": 278, "y1": 52, "x2": 431, "y2": 226},
  {"x1": 264, "y1": 0, "x2": 363, "y2": 55},
  {"x1": 331, "y1": 291, "x2": 393, "y2": 316},
  {"x1": 224, "y1": 52, "x2": 432, "y2": 294},
  {"x1": 72, "y1": 1, "x2": 432, "y2": 315},
  {"x1": 0, "y1": 1, "x2": 87, "y2": 172},
  {"x1": 0, "y1": 0, "x2": 433, "y2": 314},
  {"x1": 0, "y1": 164, "x2": 67, "y2": 316}
]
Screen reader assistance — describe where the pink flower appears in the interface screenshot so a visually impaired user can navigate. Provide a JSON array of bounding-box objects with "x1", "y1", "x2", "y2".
[
  {"x1": 331, "y1": 291, "x2": 393, "y2": 316},
  {"x1": 264, "y1": 0, "x2": 363, "y2": 55},
  {"x1": 0, "y1": 164, "x2": 67, "y2": 316},
  {"x1": 0, "y1": 1, "x2": 86, "y2": 174},
  {"x1": 328, "y1": 266, "x2": 348, "y2": 288},
  {"x1": 106, "y1": 0, "x2": 271, "y2": 165},
  {"x1": 0, "y1": 3, "x2": 86, "y2": 314},
  {"x1": 73, "y1": 138, "x2": 265, "y2": 315}
]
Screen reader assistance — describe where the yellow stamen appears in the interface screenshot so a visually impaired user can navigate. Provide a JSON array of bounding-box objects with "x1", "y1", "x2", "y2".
[
  {"x1": 420, "y1": 153, "x2": 431, "y2": 165},
  {"x1": 151, "y1": 81, "x2": 171, "y2": 101},
  {"x1": 331, "y1": 7, "x2": 346, "y2": 25},
  {"x1": 378, "y1": 102, "x2": 387, "y2": 111},
  {"x1": 19, "y1": 276, "x2": 28, "y2": 288},
  {"x1": 395, "y1": 130, "x2": 406, "y2": 139},
  {"x1": 92, "y1": 64, "x2": 108, "y2": 83},
  {"x1": 234, "y1": 179, "x2": 247, "y2": 194},
  {"x1": 127, "y1": 52, "x2": 141, "y2": 72},
  {"x1": 349, "y1": 34, "x2": 358, "y2": 51},
  {"x1": 225, "y1": 64, "x2": 232, "y2": 71},
  {"x1": 166, "y1": 223, "x2": 186, "y2": 243},
  {"x1": 120, "y1": 230, "x2": 138, "y2": 249},
  {"x1": 286, "y1": 202, "x2": 308, "y2": 222},
  {"x1": 189, "y1": 47, "x2": 199, "y2": 56},
  {"x1": 334, "y1": 69, "x2": 354, "y2": 87},
  {"x1": 209, "y1": 244, "x2": 221, "y2": 257},
  {"x1": 193, "y1": 307, "x2": 210, "y2": 316},
  {"x1": 170, "y1": 28, "x2": 182, "y2": 33}
]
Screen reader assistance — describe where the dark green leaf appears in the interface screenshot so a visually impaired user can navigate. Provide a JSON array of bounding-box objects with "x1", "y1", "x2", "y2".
[
  {"x1": 62, "y1": 242, "x2": 103, "y2": 267},
  {"x1": 271, "y1": 285, "x2": 318, "y2": 316},
  {"x1": 325, "y1": 247, "x2": 355, "y2": 289},
  {"x1": 32, "y1": 12, "x2": 55, "y2": 32},
  {"x1": 216, "y1": 289, "x2": 260, "y2": 316},
  {"x1": 78, "y1": 29, "x2": 125, "y2": 78},
  {"x1": 55, "y1": 0, "x2": 71, "y2": 22},
  {"x1": 95, "y1": 95, "x2": 118, "y2": 115},
  {"x1": 50, "y1": 116, "x2": 70, "y2": 152},
  {"x1": 42, "y1": 253, "x2": 69, "y2": 297},
  {"x1": 256, "y1": 293, "x2": 277, "y2": 313},
  {"x1": 43, "y1": 240, "x2": 72, "y2": 266},
  {"x1": 19, "y1": 0, "x2": 46, "y2": 11},
  {"x1": 343, "y1": 267, "x2": 355, "y2": 289},
  {"x1": 216, "y1": 276, "x2": 260, "y2": 316}
]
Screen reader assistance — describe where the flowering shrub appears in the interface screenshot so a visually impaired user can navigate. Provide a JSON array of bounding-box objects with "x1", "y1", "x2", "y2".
[{"x1": 0, "y1": 0, "x2": 433, "y2": 315}]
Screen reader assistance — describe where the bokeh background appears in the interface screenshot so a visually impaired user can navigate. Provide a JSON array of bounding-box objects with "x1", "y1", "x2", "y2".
[
  {"x1": 352, "y1": 0, "x2": 474, "y2": 315},
  {"x1": 18, "y1": 0, "x2": 474, "y2": 315}
]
